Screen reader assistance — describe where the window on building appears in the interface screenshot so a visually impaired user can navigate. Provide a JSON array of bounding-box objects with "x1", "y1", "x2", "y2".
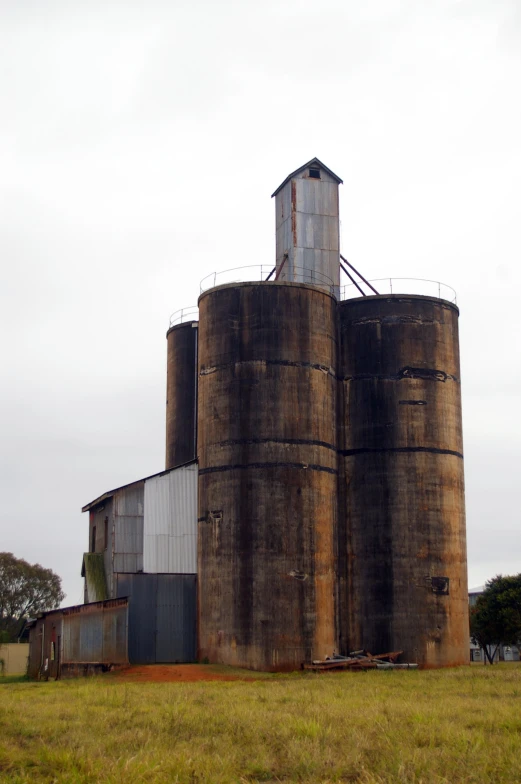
[
  {"x1": 104, "y1": 517, "x2": 109, "y2": 550},
  {"x1": 431, "y1": 576, "x2": 450, "y2": 595},
  {"x1": 309, "y1": 168, "x2": 321, "y2": 179},
  {"x1": 91, "y1": 525, "x2": 96, "y2": 553}
]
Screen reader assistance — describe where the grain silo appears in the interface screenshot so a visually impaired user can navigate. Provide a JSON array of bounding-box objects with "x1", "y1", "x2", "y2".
[
  {"x1": 74, "y1": 158, "x2": 469, "y2": 674},
  {"x1": 197, "y1": 281, "x2": 338, "y2": 671},
  {"x1": 165, "y1": 318, "x2": 198, "y2": 470},
  {"x1": 337, "y1": 294, "x2": 468, "y2": 667},
  {"x1": 185, "y1": 158, "x2": 468, "y2": 671}
]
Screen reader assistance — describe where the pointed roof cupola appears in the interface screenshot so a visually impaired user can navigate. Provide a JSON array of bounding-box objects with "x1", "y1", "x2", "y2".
[{"x1": 271, "y1": 158, "x2": 343, "y2": 297}]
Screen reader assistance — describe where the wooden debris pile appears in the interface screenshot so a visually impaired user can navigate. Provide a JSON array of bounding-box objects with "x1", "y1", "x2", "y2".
[{"x1": 303, "y1": 650, "x2": 419, "y2": 672}]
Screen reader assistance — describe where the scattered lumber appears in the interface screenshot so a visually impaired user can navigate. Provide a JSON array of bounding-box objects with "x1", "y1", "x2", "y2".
[{"x1": 303, "y1": 649, "x2": 418, "y2": 672}]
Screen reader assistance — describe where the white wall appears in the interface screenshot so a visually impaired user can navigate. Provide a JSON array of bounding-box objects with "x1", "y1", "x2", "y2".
[
  {"x1": 0, "y1": 643, "x2": 29, "y2": 676},
  {"x1": 143, "y1": 463, "x2": 197, "y2": 573}
]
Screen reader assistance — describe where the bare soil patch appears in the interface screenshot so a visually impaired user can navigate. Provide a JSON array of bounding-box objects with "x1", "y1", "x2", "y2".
[{"x1": 111, "y1": 663, "x2": 260, "y2": 682}]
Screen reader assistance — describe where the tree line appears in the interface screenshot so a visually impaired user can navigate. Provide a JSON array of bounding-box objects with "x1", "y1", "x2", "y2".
[
  {"x1": 470, "y1": 574, "x2": 521, "y2": 664},
  {"x1": 0, "y1": 552, "x2": 64, "y2": 643}
]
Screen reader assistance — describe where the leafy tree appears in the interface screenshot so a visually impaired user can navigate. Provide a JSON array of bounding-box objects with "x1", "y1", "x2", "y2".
[
  {"x1": 0, "y1": 552, "x2": 65, "y2": 642},
  {"x1": 470, "y1": 574, "x2": 521, "y2": 664}
]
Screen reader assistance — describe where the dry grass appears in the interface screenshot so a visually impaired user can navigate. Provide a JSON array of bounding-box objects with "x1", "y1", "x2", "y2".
[{"x1": 1, "y1": 664, "x2": 521, "y2": 783}]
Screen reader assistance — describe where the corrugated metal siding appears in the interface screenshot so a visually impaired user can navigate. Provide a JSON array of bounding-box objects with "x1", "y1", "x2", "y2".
[
  {"x1": 275, "y1": 167, "x2": 340, "y2": 297},
  {"x1": 27, "y1": 610, "x2": 64, "y2": 679},
  {"x1": 114, "y1": 484, "x2": 144, "y2": 516},
  {"x1": 295, "y1": 177, "x2": 339, "y2": 217},
  {"x1": 117, "y1": 574, "x2": 157, "y2": 664},
  {"x1": 113, "y1": 553, "x2": 143, "y2": 573},
  {"x1": 116, "y1": 574, "x2": 196, "y2": 664},
  {"x1": 114, "y1": 515, "x2": 143, "y2": 554},
  {"x1": 143, "y1": 463, "x2": 197, "y2": 573},
  {"x1": 156, "y1": 575, "x2": 197, "y2": 662},
  {"x1": 113, "y1": 484, "x2": 144, "y2": 577},
  {"x1": 62, "y1": 599, "x2": 128, "y2": 665},
  {"x1": 28, "y1": 621, "x2": 44, "y2": 678}
]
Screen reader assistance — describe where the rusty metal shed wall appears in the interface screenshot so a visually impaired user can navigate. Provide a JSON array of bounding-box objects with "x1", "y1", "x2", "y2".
[
  {"x1": 166, "y1": 321, "x2": 198, "y2": 470},
  {"x1": 116, "y1": 574, "x2": 196, "y2": 664},
  {"x1": 27, "y1": 621, "x2": 44, "y2": 678},
  {"x1": 197, "y1": 282, "x2": 337, "y2": 671},
  {"x1": 143, "y1": 462, "x2": 198, "y2": 573},
  {"x1": 275, "y1": 164, "x2": 340, "y2": 296},
  {"x1": 337, "y1": 295, "x2": 468, "y2": 668},
  {"x1": 62, "y1": 599, "x2": 128, "y2": 665},
  {"x1": 27, "y1": 610, "x2": 63, "y2": 679}
]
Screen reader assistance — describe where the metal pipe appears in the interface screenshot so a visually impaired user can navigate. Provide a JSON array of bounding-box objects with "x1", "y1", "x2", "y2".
[
  {"x1": 340, "y1": 261, "x2": 366, "y2": 297},
  {"x1": 340, "y1": 254, "x2": 379, "y2": 295},
  {"x1": 265, "y1": 267, "x2": 276, "y2": 281},
  {"x1": 274, "y1": 255, "x2": 287, "y2": 281}
]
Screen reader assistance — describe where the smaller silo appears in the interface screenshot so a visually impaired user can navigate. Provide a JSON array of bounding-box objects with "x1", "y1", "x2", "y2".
[
  {"x1": 165, "y1": 320, "x2": 198, "y2": 470},
  {"x1": 338, "y1": 294, "x2": 468, "y2": 668}
]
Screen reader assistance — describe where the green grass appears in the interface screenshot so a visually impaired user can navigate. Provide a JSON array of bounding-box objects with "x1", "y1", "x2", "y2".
[
  {"x1": 0, "y1": 675, "x2": 28, "y2": 685},
  {"x1": 1, "y1": 664, "x2": 521, "y2": 783}
]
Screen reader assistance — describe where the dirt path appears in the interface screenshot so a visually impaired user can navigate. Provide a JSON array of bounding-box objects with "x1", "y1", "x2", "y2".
[{"x1": 111, "y1": 664, "x2": 262, "y2": 683}]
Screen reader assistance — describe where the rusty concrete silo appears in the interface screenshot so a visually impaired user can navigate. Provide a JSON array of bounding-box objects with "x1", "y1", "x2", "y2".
[
  {"x1": 197, "y1": 281, "x2": 337, "y2": 671},
  {"x1": 338, "y1": 294, "x2": 468, "y2": 667},
  {"x1": 165, "y1": 320, "x2": 198, "y2": 470}
]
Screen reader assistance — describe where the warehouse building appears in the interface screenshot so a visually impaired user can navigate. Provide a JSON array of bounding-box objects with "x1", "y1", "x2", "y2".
[
  {"x1": 81, "y1": 461, "x2": 197, "y2": 664},
  {"x1": 29, "y1": 462, "x2": 198, "y2": 677}
]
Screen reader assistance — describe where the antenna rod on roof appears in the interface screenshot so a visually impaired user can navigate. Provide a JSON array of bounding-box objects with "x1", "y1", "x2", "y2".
[
  {"x1": 340, "y1": 261, "x2": 366, "y2": 297},
  {"x1": 340, "y1": 255, "x2": 379, "y2": 295}
]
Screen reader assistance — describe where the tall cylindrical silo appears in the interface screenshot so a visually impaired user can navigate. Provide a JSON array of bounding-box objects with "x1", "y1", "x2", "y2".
[
  {"x1": 197, "y1": 282, "x2": 337, "y2": 671},
  {"x1": 338, "y1": 294, "x2": 468, "y2": 667},
  {"x1": 165, "y1": 321, "x2": 198, "y2": 470}
]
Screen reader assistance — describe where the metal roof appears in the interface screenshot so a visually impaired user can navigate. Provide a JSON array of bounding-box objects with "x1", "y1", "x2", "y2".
[
  {"x1": 271, "y1": 157, "x2": 343, "y2": 198},
  {"x1": 81, "y1": 459, "x2": 198, "y2": 513},
  {"x1": 27, "y1": 596, "x2": 124, "y2": 624}
]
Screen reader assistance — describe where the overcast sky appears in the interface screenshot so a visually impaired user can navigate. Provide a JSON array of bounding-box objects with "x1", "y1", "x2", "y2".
[{"x1": 1, "y1": 0, "x2": 520, "y2": 605}]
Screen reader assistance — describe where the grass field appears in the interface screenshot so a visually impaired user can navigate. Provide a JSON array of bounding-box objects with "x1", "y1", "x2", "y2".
[{"x1": 1, "y1": 664, "x2": 521, "y2": 783}]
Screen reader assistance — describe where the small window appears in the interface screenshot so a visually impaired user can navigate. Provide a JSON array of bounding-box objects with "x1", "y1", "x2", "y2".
[
  {"x1": 91, "y1": 525, "x2": 96, "y2": 553},
  {"x1": 104, "y1": 517, "x2": 109, "y2": 550},
  {"x1": 431, "y1": 576, "x2": 450, "y2": 595},
  {"x1": 309, "y1": 168, "x2": 321, "y2": 179}
]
